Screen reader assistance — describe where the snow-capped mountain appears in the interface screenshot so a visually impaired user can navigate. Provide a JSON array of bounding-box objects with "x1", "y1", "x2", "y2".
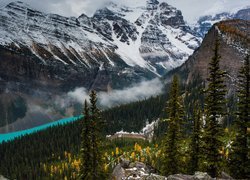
[
  {"x1": 0, "y1": 0, "x2": 201, "y2": 76},
  {"x1": 194, "y1": 7, "x2": 250, "y2": 37},
  {"x1": 0, "y1": 0, "x2": 202, "y2": 130},
  {"x1": 93, "y1": 1, "x2": 201, "y2": 73}
]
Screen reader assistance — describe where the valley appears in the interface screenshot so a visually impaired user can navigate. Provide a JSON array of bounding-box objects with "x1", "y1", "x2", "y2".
[
  {"x1": 0, "y1": 0, "x2": 249, "y2": 179},
  {"x1": 0, "y1": 0, "x2": 201, "y2": 128},
  {"x1": 0, "y1": 0, "x2": 249, "y2": 131}
]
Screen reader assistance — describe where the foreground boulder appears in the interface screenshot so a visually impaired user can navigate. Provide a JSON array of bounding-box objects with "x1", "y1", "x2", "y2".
[
  {"x1": 0, "y1": 175, "x2": 8, "y2": 180},
  {"x1": 111, "y1": 159, "x2": 237, "y2": 179},
  {"x1": 111, "y1": 159, "x2": 218, "y2": 180},
  {"x1": 111, "y1": 159, "x2": 166, "y2": 179}
]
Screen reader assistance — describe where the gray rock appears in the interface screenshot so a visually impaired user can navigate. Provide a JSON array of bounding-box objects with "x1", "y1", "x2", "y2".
[
  {"x1": 112, "y1": 161, "x2": 214, "y2": 180},
  {"x1": 136, "y1": 161, "x2": 147, "y2": 169},
  {"x1": 146, "y1": 174, "x2": 167, "y2": 180},
  {"x1": 193, "y1": 172, "x2": 212, "y2": 180},
  {"x1": 125, "y1": 167, "x2": 141, "y2": 179},
  {"x1": 0, "y1": 175, "x2": 8, "y2": 180},
  {"x1": 167, "y1": 174, "x2": 193, "y2": 180},
  {"x1": 167, "y1": 172, "x2": 212, "y2": 180},
  {"x1": 221, "y1": 172, "x2": 234, "y2": 179},
  {"x1": 112, "y1": 164, "x2": 125, "y2": 180},
  {"x1": 129, "y1": 162, "x2": 136, "y2": 168},
  {"x1": 112, "y1": 161, "x2": 166, "y2": 180},
  {"x1": 120, "y1": 158, "x2": 130, "y2": 168}
]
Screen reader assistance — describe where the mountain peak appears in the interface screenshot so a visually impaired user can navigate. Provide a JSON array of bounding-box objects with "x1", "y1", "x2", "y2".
[
  {"x1": 147, "y1": 0, "x2": 159, "y2": 5},
  {"x1": 5, "y1": 1, "x2": 31, "y2": 9},
  {"x1": 93, "y1": 7, "x2": 116, "y2": 20},
  {"x1": 146, "y1": 0, "x2": 159, "y2": 10},
  {"x1": 194, "y1": 7, "x2": 250, "y2": 37}
]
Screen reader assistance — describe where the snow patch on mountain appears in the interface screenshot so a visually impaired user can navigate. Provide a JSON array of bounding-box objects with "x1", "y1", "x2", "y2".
[
  {"x1": 111, "y1": 27, "x2": 148, "y2": 68},
  {"x1": 0, "y1": 0, "x2": 201, "y2": 77},
  {"x1": 194, "y1": 7, "x2": 250, "y2": 37},
  {"x1": 105, "y1": 2, "x2": 145, "y2": 23}
]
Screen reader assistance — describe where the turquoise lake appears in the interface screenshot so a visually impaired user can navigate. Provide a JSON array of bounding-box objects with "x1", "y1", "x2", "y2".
[{"x1": 0, "y1": 116, "x2": 82, "y2": 144}]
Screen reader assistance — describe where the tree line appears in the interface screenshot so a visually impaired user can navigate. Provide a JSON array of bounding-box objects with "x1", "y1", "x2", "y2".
[
  {"x1": 79, "y1": 39, "x2": 249, "y2": 179},
  {"x1": 0, "y1": 39, "x2": 248, "y2": 179},
  {"x1": 0, "y1": 91, "x2": 166, "y2": 179},
  {"x1": 160, "y1": 39, "x2": 249, "y2": 179}
]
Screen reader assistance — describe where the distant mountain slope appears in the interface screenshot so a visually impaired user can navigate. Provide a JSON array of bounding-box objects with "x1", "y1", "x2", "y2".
[{"x1": 194, "y1": 7, "x2": 250, "y2": 37}]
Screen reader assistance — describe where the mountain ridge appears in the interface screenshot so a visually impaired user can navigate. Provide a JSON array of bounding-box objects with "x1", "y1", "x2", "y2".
[
  {"x1": 0, "y1": 0, "x2": 201, "y2": 75},
  {"x1": 194, "y1": 7, "x2": 250, "y2": 37},
  {"x1": 0, "y1": 0, "x2": 201, "y2": 130}
]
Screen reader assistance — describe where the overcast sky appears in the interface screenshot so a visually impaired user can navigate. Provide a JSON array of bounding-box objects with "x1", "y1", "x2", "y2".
[{"x1": 0, "y1": 0, "x2": 249, "y2": 24}]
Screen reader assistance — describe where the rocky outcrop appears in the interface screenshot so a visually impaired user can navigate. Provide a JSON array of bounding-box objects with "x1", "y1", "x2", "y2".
[
  {"x1": 166, "y1": 19, "x2": 250, "y2": 94},
  {"x1": 111, "y1": 159, "x2": 165, "y2": 180},
  {"x1": 0, "y1": 175, "x2": 8, "y2": 180},
  {"x1": 111, "y1": 159, "x2": 218, "y2": 180}
]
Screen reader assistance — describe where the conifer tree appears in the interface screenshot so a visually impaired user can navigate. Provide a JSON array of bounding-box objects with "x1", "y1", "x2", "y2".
[
  {"x1": 79, "y1": 91, "x2": 106, "y2": 180},
  {"x1": 189, "y1": 102, "x2": 202, "y2": 174},
  {"x1": 79, "y1": 100, "x2": 93, "y2": 179},
  {"x1": 202, "y1": 39, "x2": 226, "y2": 178},
  {"x1": 161, "y1": 75, "x2": 185, "y2": 175},
  {"x1": 229, "y1": 54, "x2": 250, "y2": 179},
  {"x1": 89, "y1": 90, "x2": 106, "y2": 179}
]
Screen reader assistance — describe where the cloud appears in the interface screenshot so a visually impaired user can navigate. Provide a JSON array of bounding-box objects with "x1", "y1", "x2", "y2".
[
  {"x1": 98, "y1": 78, "x2": 163, "y2": 107},
  {"x1": 203, "y1": 0, "x2": 250, "y2": 16},
  {"x1": 0, "y1": 0, "x2": 96, "y2": 17},
  {"x1": 162, "y1": 0, "x2": 250, "y2": 24},
  {"x1": 67, "y1": 87, "x2": 90, "y2": 104},
  {"x1": 1, "y1": 0, "x2": 249, "y2": 24},
  {"x1": 67, "y1": 78, "x2": 164, "y2": 108}
]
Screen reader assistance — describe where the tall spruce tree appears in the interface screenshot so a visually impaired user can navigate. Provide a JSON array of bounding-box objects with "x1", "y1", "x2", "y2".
[
  {"x1": 79, "y1": 91, "x2": 106, "y2": 180},
  {"x1": 202, "y1": 39, "x2": 227, "y2": 178},
  {"x1": 161, "y1": 75, "x2": 185, "y2": 175},
  {"x1": 229, "y1": 54, "x2": 250, "y2": 179},
  {"x1": 79, "y1": 100, "x2": 93, "y2": 179},
  {"x1": 89, "y1": 90, "x2": 106, "y2": 179},
  {"x1": 189, "y1": 102, "x2": 202, "y2": 174}
]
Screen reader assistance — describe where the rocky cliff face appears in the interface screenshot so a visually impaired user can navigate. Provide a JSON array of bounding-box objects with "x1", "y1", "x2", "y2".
[
  {"x1": 0, "y1": 1, "x2": 201, "y2": 131},
  {"x1": 166, "y1": 19, "x2": 250, "y2": 93}
]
